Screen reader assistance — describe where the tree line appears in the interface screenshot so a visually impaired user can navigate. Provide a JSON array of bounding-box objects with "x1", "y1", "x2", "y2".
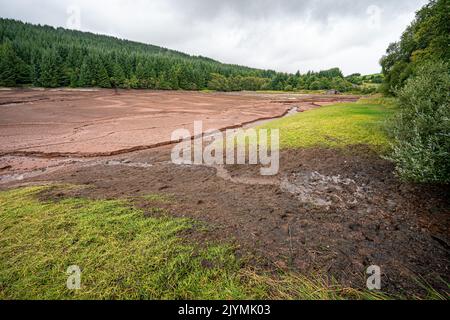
[
  {"x1": 0, "y1": 19, "x2": 275, "y2": 90},
  {"x1": 208, "y1": 68, "x2": 380, "y2": 93},
  {"x1": 0, "y1": 18, "x2": 377, "y2": 92}
]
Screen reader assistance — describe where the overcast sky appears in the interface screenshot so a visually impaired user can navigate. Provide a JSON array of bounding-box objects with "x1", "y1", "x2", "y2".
[{"x1": 0, "y1": 0, "x2": 428, "y2": 75}]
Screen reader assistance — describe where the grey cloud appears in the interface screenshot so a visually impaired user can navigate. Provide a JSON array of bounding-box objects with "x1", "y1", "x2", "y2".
[{"x1": 161, "y1": 0, "x2": 423, "y2": 23}]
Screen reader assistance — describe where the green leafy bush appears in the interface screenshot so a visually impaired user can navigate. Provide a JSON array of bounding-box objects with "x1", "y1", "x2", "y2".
[{"x1": 387, "y1": 61, "x2": 450, "y2": 183}]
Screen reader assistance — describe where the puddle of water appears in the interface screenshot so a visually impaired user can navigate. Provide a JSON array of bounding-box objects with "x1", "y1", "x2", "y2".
[
  {"x1": 210, "y1": 165, "x2": 367, "y2": 209},
  {"x1": 243, "y1": 107, "x2": 299, "y2": 129},
  {"x1": 281, "y1": 171, "x2": 365, "y2": 208}
]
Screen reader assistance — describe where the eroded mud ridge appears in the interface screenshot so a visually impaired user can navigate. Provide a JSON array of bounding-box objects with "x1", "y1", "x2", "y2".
[
  {"x1": 0, "y1": 89, "x2": 358, "y2": 157},
  {"x1": 1, "y1": 145, "x2": 448, "y2": 296}
]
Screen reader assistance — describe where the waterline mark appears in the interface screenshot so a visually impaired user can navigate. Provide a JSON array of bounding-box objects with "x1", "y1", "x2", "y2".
[{"x1": 171, "y1": 121, "x2": 280, "y2": 176}]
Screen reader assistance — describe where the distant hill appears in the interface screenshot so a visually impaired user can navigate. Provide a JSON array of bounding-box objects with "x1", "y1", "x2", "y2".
[
  {"x1": 0, "y1": 18, "x2": 276, "y2": 89},
  {"x1": 0, "y1": 18, "x2": 366, "y2": 92}
]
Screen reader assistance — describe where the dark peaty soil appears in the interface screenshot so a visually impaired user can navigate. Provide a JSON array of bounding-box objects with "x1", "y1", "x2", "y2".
[{"x1": 17, "y1": 145, "x2": 450, "y2": 297}]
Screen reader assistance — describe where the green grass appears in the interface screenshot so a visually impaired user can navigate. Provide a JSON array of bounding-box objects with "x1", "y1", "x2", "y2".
[
  {"x1": 259, "y1": 99, "x2": 395, "y2": 152},
  {"x1": 0, "y1": 187, "x2": 252, "y2": 300},
  {"x1": 0, "y1": 186, "x2": 390, "y2": 300}
]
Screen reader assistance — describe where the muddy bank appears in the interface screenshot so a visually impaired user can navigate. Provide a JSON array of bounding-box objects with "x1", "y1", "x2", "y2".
[{"x1": 8, "y1": 145, "x2": 448, "y2": 297}]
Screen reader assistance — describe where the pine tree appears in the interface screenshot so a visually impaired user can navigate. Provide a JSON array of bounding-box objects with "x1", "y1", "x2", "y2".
[
  {"x1": 69, "y1": 69, "x2": 79, "y2": 88},
  {"x1": 135, "y1": 61, "x2": 149, "y2": 88},
  {"x1": 30, "y1": 53, "x2": 41, "y2": 86},
  {"x1": 112, "y1": 63, "x2": 126, "y2": 88},
  {"x1": 39, "y1": 49, "x2": 60, "y2": 87},
  {"x1": 97, "y1": 62, "x2": 112, "y2": 88},
  {"x1": 157, "y1": 72, "x2": 172, "y2": 90},
  {"x1": 0, "y1": 40, "x2": 23, "y2": 86},
  {"x1": 79, "y1": 58, "x2": 94, "y2": 87}
]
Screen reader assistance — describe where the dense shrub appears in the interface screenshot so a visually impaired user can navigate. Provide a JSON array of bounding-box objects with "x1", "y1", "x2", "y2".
[{"x1": 387, "y1": 61, "x2": 450, "y2": 183}]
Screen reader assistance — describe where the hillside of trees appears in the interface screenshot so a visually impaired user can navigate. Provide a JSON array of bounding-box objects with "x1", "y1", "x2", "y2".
[
  {"x1": 0, "y1": 19, "x2": 273, "y2": 90},
  {"x1": 0, "y1": 18, "x2": 371, "y2": 92}
]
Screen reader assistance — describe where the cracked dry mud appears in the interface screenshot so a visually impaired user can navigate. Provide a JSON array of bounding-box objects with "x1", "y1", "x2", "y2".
[{"x1": 0, "y1": 89, "x2": 358, "y2": 157}]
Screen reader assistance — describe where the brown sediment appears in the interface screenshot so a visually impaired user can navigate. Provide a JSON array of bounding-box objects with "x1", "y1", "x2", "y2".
[
  {"x1": 0, "y1": 106, "x2": 294, "y2": 159},
  {"x1": 0, "y1": 88, "x2": 358, "y2": 157}
]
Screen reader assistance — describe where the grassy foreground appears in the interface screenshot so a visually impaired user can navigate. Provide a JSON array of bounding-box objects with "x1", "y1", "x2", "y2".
[
  {"x1": 259, "y1": 98, "x2": 395, "y2": 152},
  {"x1": 0, "y1": 186, "x2": 387, "y2": 300}
]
